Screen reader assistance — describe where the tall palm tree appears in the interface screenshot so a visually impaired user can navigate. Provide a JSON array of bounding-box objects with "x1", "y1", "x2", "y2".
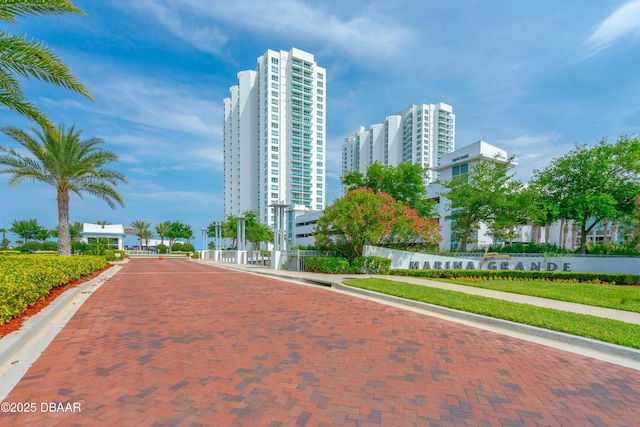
[
  {"x1": 155, "y1": 221, "x2": 171, "y2": 245},
  {"x1": 0, "y1": 123, "x2": 127, "y2": 256},
  {"x1": 141, "y1": 228, "x2": 155, "y2": 248},
  {"x1": 130, "y1": 220, "x2": 151, "y2": 249},
  {"x1": 0, "y1": 0, "x2": 92, "y2": 128}
]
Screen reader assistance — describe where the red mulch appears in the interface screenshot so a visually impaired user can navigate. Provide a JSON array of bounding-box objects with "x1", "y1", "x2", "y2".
[{"x1": 0, "y1": 264, "x2": 114, "y2": 339}]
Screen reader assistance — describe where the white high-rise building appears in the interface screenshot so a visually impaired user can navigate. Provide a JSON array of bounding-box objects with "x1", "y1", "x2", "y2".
[
  {"x1": 342, "y1": 103, "x2": 454, "y2": 183},
  {"x1": 224, "y1": 48, "x2": 326, "y2": 227}
]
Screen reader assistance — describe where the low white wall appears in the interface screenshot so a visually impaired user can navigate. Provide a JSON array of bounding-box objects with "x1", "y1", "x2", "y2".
[{"x1": 363, "y1": 245, "x2": 639, "y2": 274}]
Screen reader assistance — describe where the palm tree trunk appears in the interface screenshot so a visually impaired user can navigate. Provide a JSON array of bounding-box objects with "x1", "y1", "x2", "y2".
[{"x1": 57, "y1": 189, "x2": 72, "y2": 256}]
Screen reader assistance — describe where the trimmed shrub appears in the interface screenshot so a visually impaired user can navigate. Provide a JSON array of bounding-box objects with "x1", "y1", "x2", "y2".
[
  {"x1": 171, "y1": 242, "x2": 183, "y2": 252},
  {"x1": 0, "y1": 255, "x2": 109, "y2": 324},
  {"x1": 156, "y1": 243, "x2": 168, "y2": 254},
  {"x1": 305, "y1": 257, "x2": 352, "y2": 274},
  {"x1": 17, "y1": 241, "x2": 44, "y2": 252},
  {"x1": 352, "y1": 256, "x2": 391, "y2": 274},
  {"x1": 43, "y1": 241, "x2": 58, "y2": 251},
  {"x1": 181, "y1": 243, "x2": 195, "y2": 253},
  {"x1": 102, "y1": 250, "x2": 126, "y2": 261}
]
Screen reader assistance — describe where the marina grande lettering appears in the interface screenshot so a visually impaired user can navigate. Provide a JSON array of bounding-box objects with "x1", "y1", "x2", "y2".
[{"x1": 407, "y1": 261, "x2": 572, "y2": 272}]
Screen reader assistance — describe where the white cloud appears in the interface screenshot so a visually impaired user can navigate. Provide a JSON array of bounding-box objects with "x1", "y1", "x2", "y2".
[
  {"x1": 494, "y1": 132, "x2": 569, "y2": 181},
  {"x1": 122, "y1": 0, "x2": 416, "y2": 61},
  {"x1": 584, "y1": 0, "x2": 640, "y2": 57}
]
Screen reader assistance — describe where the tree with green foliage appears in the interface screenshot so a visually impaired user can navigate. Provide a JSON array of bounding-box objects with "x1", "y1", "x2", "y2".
[
  {"x1": 0, "y1": 0, "x2": 92, "y2": 128},
  {"x1": 315, "y1": 188, "x2": 441, "y2": 259},
  {"x1": 531, "y1": 136, "x2": 640, "y2": 253},
  {"x1": 341, "y1": 161, "x2": 436, "y2": 216},
  {"x1": 165, "y1": 221, "x2": 192, "y2": 248},
  {"x1": 155, "y1": 220, "x2": 171, "y2": 245},
  {"x1": 441, "y1": 156, "x2": 524, "y2": 251},
  {"x1": 244, "y1": 211, "x2": 273, "y2": 250},
  {"x1": 0, "y1": 227, "x2": 8, "y2": 248},
  {"x1": 0, "y1": 123, "x2": 127, "y2": 256},
  {"x1": 130, "y1": 220, "x2": 151, "y2": 249},
  {"x1": 210, "y1": 212, "x2": 273, "y2": 250},
  {"x1": 141, "y1": 228, "x2": 155, "y2": 248},
  {"x1": 9, "y1": 218, "x2": 45, "y2": 242}
]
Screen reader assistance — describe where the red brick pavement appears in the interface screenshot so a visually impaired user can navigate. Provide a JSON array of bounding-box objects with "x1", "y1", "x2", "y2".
[{"x1": 1, "y1": 258, "x2": 639, "y2": 426}]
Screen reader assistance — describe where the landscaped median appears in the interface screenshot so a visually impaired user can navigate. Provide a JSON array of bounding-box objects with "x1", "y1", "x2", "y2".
[
  {"x1": 0, "y1": 255, "x2": 108, "y2": 324},
  {"x1": 343, "y1": 277, "x2": 640, "y2": 349}
]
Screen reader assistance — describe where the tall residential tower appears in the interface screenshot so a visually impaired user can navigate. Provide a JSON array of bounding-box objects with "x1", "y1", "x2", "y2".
[
  {"x1": 342, "y1": 103, "x2": 454, "y2": 183},
  {"x1": 224, "y1": 48, "x2": 326, "y2": 227}
]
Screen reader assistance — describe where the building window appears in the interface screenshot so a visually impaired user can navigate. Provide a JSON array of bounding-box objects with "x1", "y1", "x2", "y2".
[
  {"x1": 271, "y1": 161, "x2": 278, "y2": 167},
  {"x1": 271, "y1": 82, "x2": 278, "y2": 89},
  {"x1": 317, "y1": 96, "x2": 323, "y2": 102},
  {"x1": 317, "y1": 118, "x2": 323, "y2": 124},
  {"x1": 271, "y1": 122, "x2": 278, "y2": 128},
  {"x1": 317, "y1": 89, "x2": 323, "y2": 95},
  {"x1": 271, "y1": 75, "x2": 278, "y2": 81},
  {"x1": 271, "y1": 154, "x2": 278, "y2": 159},
  {"x1": 272, "y1": 99, "x2": 278, "y2": 105},
  {"x1": 271, "y1": 192, "x2": 279, "y2": 198},
  {"x1": 271, "y1": 130, "x2": 278, "y2": 136},
  {"x1": 317, "y1": 81, "x2": 323, "y2": 88},
  {"x1": 317, "y1": 103, "x2": 323, "y2": 109},
  {"x1": 271, "y1": 65, "x2": 278, "y2": 72},
  {"x1": 452, "y1": 163, "x2": 469, "y2": 181},
  {"x1": 271, "y1": 185, "x2": 278, "y2": 190},
  {"x1": 271, "y1": 57, "x2": 279, "y2": 64},
  {"x1": 271, "y1": 90, "x2": 278, "y2": 97},
  {"x1": 317, "y1": 72, "x2": 323, "y2": 79},
  {"x1": 317, "y1": 183, "x2": 323, "y2": 188},
  {"x1": 271, "y1": 177, "x2": 278, "y2": 183},
  {"x1": 317, "y1": 162, "x2": 323, "y2": 167},
  {"x1": 271, "y1": 146, "x2": 279, "y2": 152}
]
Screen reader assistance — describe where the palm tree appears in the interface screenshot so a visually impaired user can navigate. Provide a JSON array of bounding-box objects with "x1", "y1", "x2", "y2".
[
  {"x1": 0, "y1": 1, "x2": 92, "y2": 128},
  {"x1": 155, "y1": 221, "x2": 171, "y2": 245},
  {"x1": 130, "y1": 220, "x2": 151, "y2": 249},
  {"x1": 141, "y1": 228, "x2": 155, "y2": 248},
  {"x1": 0, "y1": 123, "x2": 127, "y2": 256}
]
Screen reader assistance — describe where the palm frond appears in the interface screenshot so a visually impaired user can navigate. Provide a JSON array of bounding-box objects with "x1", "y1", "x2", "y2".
[
  {"x1": 0, "y1": 0, "x2": 85, "y2": 24},
  {"x1": 0, "y1": 31, "x2": 92, "y2": 100},
  {"x1": 0, "y1": 90, "x2": 52, "y2": 127}
]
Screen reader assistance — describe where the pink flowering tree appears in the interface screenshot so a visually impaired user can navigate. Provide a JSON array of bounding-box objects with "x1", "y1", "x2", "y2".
[{"x1": 315, "y1": 188, "x2": 441, "y2": 259}]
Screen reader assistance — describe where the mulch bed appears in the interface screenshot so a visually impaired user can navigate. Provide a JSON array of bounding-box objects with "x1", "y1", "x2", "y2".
[{"x1": 0, "y1": 264, "x2": 114, "y2": 339}]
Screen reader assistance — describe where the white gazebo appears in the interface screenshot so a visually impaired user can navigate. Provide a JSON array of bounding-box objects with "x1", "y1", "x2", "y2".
[{"x1": 79, "y1": 223, "x2": 126, "y2": 250}]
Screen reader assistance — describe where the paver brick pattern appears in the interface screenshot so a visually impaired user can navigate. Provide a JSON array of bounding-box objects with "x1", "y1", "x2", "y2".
[{"x1": 1, "y1": 259, "x2": 639, "y2": 426}]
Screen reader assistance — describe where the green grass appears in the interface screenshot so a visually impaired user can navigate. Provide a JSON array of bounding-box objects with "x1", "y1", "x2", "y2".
[
  {"x1": 343, "y1": 278, "x2": 640, "y2": 349},
  {"x1": 432, "y1": 278, "x2": 640, "y2": 313}
]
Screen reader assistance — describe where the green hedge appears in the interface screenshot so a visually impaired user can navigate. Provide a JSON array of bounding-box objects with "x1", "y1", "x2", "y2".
[
  {"x1": 0, "y1": 255, "x2": 109, "y2": 324},
  {"x1": 305, "y1": 257, "x2": 352, "y2": 274},
  {"x1": 305, "y1": 256, "x2": 392, "y2": 274},
  {"x1": 352, "y1": 256, "x2": 391, "y2": 274},
  {"x1": 390, "y1": 268, "x2": 640, "y2": 285}
]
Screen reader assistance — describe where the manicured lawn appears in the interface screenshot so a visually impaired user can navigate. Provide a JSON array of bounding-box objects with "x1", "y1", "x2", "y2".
[
  {"x1": 343, "y1": 278, "x2": 640, "y2": 349},
  {"x1": 433, "y1": 278, "x2": 640, "y2": 313}
]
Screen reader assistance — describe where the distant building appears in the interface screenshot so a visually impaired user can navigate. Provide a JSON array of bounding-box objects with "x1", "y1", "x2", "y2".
[
  {"x1": 428, "y1": 141, "x2": 579, "y2": 251},
  {"x1": 80, "y1": 223, "x2": 126, "y2": 250},
  {"x1": 223, "y1": 48, "x2": 327, "y2": 230},
  {"x1": 342, "y1": 103, "x2": 455, "y2": 185}
]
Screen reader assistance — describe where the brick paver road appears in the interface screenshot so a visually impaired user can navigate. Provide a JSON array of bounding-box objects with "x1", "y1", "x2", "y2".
[{"x1": 1, "y1": 259, "x2": 639, "y2": 426}]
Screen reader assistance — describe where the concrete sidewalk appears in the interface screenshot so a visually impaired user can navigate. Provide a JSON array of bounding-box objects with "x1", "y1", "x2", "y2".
[{"x1": 195, "y1": 260, "x2": 640, "y2": 370}]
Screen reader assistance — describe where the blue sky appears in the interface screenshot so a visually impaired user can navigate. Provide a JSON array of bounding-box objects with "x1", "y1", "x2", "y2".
[{"x1": 1, "y1": 0, "x2": 640, "y2": 247}]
